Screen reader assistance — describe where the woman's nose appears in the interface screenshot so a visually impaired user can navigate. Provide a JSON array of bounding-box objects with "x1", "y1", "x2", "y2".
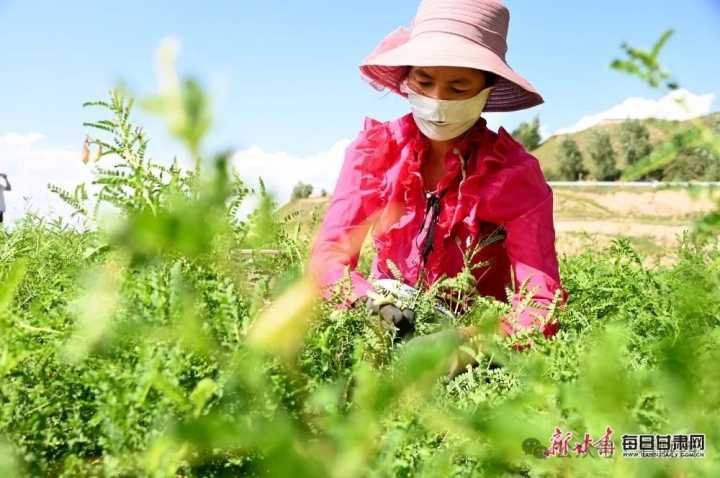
[{"x1": 427, "y1": 86, "x2": 453, "y2": 101}]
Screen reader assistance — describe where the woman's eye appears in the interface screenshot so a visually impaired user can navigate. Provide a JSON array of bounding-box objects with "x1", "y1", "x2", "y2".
[
  {"x1": 452, "y1": 89, "x2": 468, "y2": 94},
  {"x1": 417, "y1": 81, "x2": 433, "y2": 87}
]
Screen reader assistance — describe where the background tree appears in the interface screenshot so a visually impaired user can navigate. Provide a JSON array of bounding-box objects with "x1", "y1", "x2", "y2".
[
  {"x1": 290, "y1": 181, "x2": 314, "y2": 201},
  {"x1": 511, "y1": 114, "x2": 543, "y2": 151},
  {"x1": 320, "y1": 188, "x2": 328, "y2": 197},
  {"x1": 589, "y1": 131, "x2": 620, "y2": 180},
  {"x1": 619, "y1": 120, "x2": 653, "y2": 166},
  {"x1": 558, "y1": 137, "x2": 588, "y2": 180},
  {"x1": 661, "y1": 146, "x2": 720, "y2": 181}
]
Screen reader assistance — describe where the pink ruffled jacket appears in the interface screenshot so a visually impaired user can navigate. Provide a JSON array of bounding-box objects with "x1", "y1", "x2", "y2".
[{"x1": 307, "y1": 112, "x2": 568, "y2": 338}]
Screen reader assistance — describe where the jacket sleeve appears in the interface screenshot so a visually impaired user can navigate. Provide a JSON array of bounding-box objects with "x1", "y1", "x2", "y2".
[
  {"x1": 487, "y1": 132, "x2": 569, "y2": 342},
  {"x1": 500, "y1": 187, "x2": 569, "y2": 341},
  {"x1": 307, "y1": 118, "x2": 388, "y2": 309}
]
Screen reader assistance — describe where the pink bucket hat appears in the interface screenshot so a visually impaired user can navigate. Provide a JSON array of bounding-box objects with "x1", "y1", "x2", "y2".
[{"x1": 359, "y1": 0, "x2": 543, "y2": 112}]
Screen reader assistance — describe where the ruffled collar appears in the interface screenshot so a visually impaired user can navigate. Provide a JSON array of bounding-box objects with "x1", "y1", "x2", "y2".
[
  {"x1": 405, "y1": 112, "x2": 489, "y2": 159},
  {"x1": 397, "y1": 112, "x2": 492, "y2": 194},
  {"x1": 371, "y1": 111, "x2": 531, "y2": 286}
]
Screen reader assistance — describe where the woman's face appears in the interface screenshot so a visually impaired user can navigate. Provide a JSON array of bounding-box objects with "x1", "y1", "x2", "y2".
[{"x1": 406, "y1": 66, "x2": 491, "y2": 101}]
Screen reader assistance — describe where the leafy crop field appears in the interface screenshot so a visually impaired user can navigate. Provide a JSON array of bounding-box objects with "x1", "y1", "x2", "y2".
[{"x1": 1, "y1": 42, "x2": 720, "y2": 478}]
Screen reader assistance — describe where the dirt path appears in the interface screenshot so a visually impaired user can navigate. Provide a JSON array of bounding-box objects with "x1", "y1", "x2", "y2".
[
  {"x1": 550, "y1": 187, "x2": 715, "y2": 265},
  {"x1": 554, "y1": 219, "x2": 693, "y2": 266},
  {"x1": 555, "y1": 220, "x2": 689, "y2": 239}
]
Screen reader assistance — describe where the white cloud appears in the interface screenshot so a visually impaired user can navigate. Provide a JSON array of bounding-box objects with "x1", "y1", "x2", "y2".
[
  {"x1": 0, "y1": 132, "x2": 46, "y2": 148},
  {"x1": 0, "y1": 132, "x2": 93, "y2": 226},
  {"x1": 230, "y1": 139, "x2": 351, "y2": 220},
  {"x1": 0, "y1": 130, "x2": 354, "y2": 226},
  {"x1": 553, "y1": 88, "x2": 716, "y2": 136}
]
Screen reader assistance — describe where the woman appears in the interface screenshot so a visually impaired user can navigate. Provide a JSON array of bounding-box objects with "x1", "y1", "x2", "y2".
[{"x1": 308, "y1": 0, "x2": 568, "y2": 347}]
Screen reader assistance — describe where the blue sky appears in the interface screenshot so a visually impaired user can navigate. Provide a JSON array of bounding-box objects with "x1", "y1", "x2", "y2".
[{"x1": 1, "y1": 0, "x2": 719, "y2": 220}]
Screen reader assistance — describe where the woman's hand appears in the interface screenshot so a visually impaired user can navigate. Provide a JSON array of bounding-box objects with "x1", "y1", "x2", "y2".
[{"x1": 352, "y1": 294, "x2": 416, "y2": 339}]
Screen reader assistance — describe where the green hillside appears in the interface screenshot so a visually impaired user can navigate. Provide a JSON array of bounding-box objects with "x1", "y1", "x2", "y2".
[
  {"x1": 277, "y1": 196, "x2": 328, "y2": 234},
  {"x1": 532, "y1": 112, "x2": 720, "y2": 179}
]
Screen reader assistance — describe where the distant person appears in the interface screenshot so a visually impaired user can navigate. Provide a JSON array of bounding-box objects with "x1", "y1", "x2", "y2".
[
  {"x1": 0, "y1": 173, "x2": 11, "y2": 224},
  {"x1": 308, "y1": 0, "x2": 568, "y2": 358}
]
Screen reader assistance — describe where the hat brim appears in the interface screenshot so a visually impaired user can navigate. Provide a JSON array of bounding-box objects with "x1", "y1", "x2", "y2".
[{"x1": 359, "y1": 31, "x2": 543, "y2": 112}]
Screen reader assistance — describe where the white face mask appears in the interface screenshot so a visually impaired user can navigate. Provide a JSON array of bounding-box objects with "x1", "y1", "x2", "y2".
[{"x1": 400, "y1": 79, "x2": 494, "y2": 141}]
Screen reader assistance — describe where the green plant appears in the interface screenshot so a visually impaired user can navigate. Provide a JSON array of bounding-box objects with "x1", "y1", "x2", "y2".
[{"x1": 610, "y1": 29, "x2": 678, "y2": 90}]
